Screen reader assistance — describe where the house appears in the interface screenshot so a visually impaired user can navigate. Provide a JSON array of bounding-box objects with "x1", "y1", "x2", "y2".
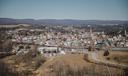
[{"x1": 37, "y1": 46, "x2": 61, "y2": 57}]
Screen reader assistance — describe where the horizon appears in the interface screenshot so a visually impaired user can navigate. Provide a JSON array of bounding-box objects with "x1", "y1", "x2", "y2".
[
  {"x1": 1, "y1": 18, "x2": 128, "y2": 21},
  {"x1": 0, "y1": 0, "x2": 128, "y2": 20}
]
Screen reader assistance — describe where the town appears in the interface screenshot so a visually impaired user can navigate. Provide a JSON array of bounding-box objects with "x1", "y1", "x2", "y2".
[
  {"x1": 1, "y1": 0, "x2": 128, "y2": 76},
  {"x1": 0, "y1": 24, "x2": 128, "y2": 57},
  {"x1": 0, "y1": 23, "x2": 128, "y2": 76}
]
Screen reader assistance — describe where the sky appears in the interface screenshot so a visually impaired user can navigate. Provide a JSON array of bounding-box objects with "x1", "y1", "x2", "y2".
[{"x1": 0, "y1": 0, "x2": 128, "y2": 20}]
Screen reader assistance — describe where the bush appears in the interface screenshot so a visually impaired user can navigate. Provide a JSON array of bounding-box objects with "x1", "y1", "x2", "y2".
[
  {"x1": 103, "y1": 51, "x2": 109, "y2": 56},
  {"x1": 106, "y1": 57, "x2": 110, "y2": 60},
  {"x1": 0, "y1": 61, "x2": 19, "y2": 76},
  {"x1": 14, "y1": 50, "x2": 46, "y2": 70},
  {"x1": 32, "y1": 55, "x2": 46, "y2": 69}
]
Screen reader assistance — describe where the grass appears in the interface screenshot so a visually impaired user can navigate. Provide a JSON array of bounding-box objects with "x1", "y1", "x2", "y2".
[
  {"x1": 97, "y1": 51, "x2": 128, "y2": 65},
  {"x1": 0, "y1": 51, "x2": 46, "y2": 76},
  {"x1": 1, "y1": 52, "x2": 127, "y2": 76},
  {"x1": 38, "y1": 54, "x2": 126, "y2": 76}
]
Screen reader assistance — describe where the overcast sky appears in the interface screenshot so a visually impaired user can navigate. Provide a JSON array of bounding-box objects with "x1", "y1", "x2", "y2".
[{"x1": 0, "y1": 0, "x2": 128, "y2": 20}]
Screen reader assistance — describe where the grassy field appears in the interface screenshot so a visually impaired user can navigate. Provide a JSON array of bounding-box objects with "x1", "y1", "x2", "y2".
[
  {"x1": 0, "y1": 53, "x2": 46, "y2": 76},
  {"x1": 97, "y1": 51, "x2": 128, "y2": 65},
  {"x1": 0, "y1": 52, "x2": 127, "y2": 76},
  {"x1": 37, "y1": 54, "x2": 127, "y2": 76}
]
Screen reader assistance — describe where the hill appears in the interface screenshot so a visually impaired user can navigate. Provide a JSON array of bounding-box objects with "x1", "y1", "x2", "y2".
[{"x1": 0, "y1": 18, "x2": 128, "y2": 26}]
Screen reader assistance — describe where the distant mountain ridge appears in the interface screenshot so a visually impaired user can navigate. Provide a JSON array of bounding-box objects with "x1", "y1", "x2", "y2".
[{"x1": 0, "y1": 18, "x2": 128, "y2": 25}]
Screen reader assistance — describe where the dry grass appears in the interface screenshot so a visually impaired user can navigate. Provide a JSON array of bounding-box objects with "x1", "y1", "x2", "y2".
[
  {"x1": 97, "y1": 51, "x2": 128, "y2": 65},
  {"x1": 0, "y1": 52, "x2": 46, "y2": 76},
  {"x1": 37, "y1": 54, "x2": 126, "y2": 76},
  {"x1": 1, "y1": 52, "x2": 127, "y2": 76}
]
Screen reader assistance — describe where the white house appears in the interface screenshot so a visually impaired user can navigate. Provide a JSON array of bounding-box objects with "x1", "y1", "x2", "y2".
[{"x1": 37, "y1": 46, "x2": 60, "y2": 57}]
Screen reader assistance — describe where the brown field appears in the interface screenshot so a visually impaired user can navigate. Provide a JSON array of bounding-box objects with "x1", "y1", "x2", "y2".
[
  {"x1": 97, "y1": 51, "x2": 128, "y2": 65},
  {"x1": 37, "y1": 53, "x2": 127, "y2": 76},
  {"x1": 0, "y1": 51, "x2": 128, "y2": 76}
]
